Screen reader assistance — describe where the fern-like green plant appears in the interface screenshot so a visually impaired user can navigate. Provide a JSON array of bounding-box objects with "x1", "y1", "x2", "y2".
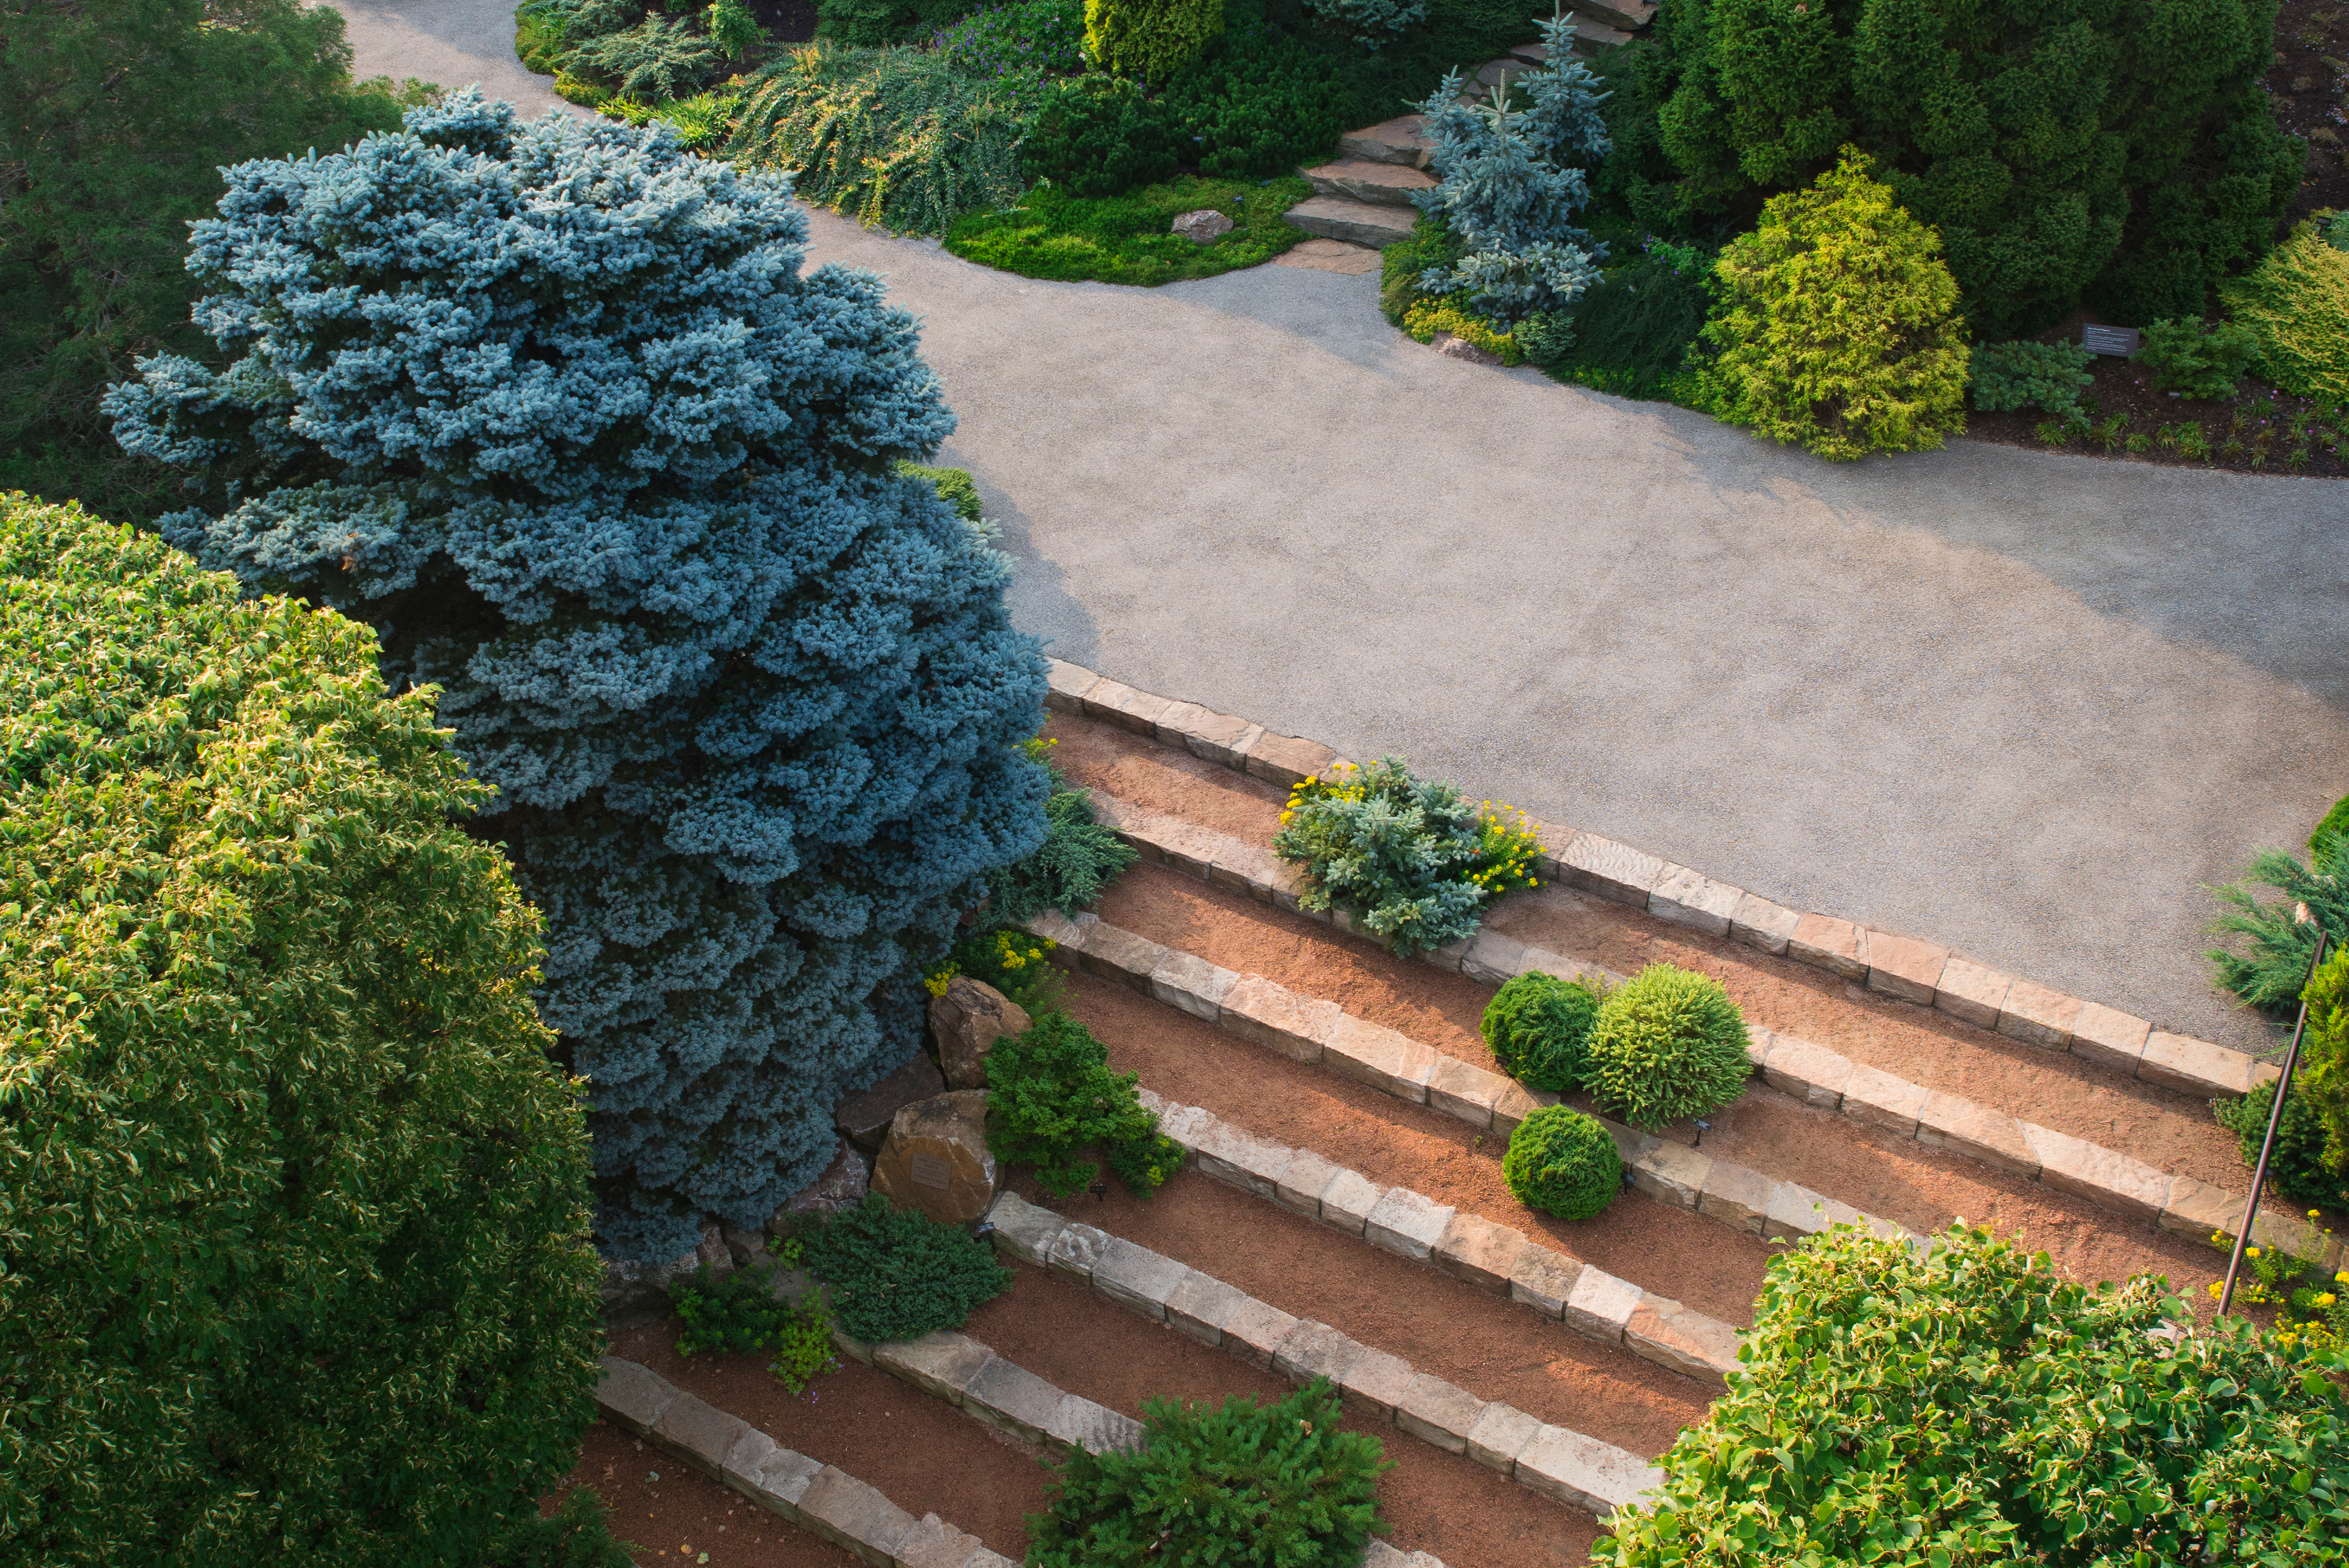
[
  {"x1": 2207, "y1": 836, "x2": 2349, "y2": 1015},
  {"x1": 1271, "y1": 757, "x2": 1542, "y2": 958},
  {"x1": 1584, "y1": 963, "x2": 1752, "y2": 1131},
  {"x1": 986, "y1": 1014, "x2": 1167, "y2": 1198},
  {"x1": 725, "y1": 43, "x2": 1031, "y2": 235},
  {"x1": 984, "y1": 737, "x2": 1137, "y2": 923},
  {"x1": 1027, "y1": 1379, "x2": 1388, "y2": 1568}
]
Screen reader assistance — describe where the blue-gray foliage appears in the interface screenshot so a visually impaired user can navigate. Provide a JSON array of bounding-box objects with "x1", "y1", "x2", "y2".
[
  {"x1": 1300, "y1": 0, "x2": 1427, "y2": 49},
  {"x1": 106, "y1": 91, "x2": 1049, "y2": 1260},
  {"x1": 1412, "y1": 11, "x2": 1609, "y2": 320}
]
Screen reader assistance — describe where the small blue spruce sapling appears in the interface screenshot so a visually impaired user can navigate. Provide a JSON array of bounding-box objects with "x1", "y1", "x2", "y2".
[
  {"x1": 108, "y1": 92, "x2": 1050, "y2": 1260},
  {"x1": 1412, "y1": 7, "x2": 1611, "y2": 319}
]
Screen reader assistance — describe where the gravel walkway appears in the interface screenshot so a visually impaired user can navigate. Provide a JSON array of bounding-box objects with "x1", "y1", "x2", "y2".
[{"x1": 324, "y1": 2, "x2": 2349, "y2": 1057}]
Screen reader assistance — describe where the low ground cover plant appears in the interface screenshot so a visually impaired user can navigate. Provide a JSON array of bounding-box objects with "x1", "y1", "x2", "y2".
[
  {"x1": 986, "y1": 1014, "x2": 1180, "y2": 1197},
  {"x1": 1027, "y1": 1378, "x2": 1388, "y2": 1566},
  {"x1": 1503, "y1": 1106, "x2": 1621, "y2": 1220},
  {"x1": 798, "y1": 1192, "x2": 1014, "y2": 1342},
  {"x1": 1483, "y1": 970, "x2": 1604, "y2": 1092},
  {"x1": 1272, "y1": 757, "x2": 1542, "y2": 958},
  {"x1": 668, "y1": 1258, "x2": 837, "y2": 1391},
  {"x1": 1541, "y1": 240, "x2": 1711, "y2": 397},
  {"x1": 982, "y1": 737, "x2": 1139, "y2": 919},
  {"x1": 947, "y1": 175, "x2": 1311, "y2": 283},
  {"x1": 928, "y1": 924, "x2": 1067, "y2": 1015},
  {"x1": 1598, "y1": 1225, "x2": 2349, "y2": 1565},
  {"x1": 1697, "y1": 148, "x2": 1970, "y2": 461},
  {"x1": 1969, "y1": 339, "x2": 2095, "y2": 419},
  {"x1": 935, "y1": 0, "x2": 1087, "y2": 77},
  {"x1": 2134, "y1": 316, "x2": 2260, "y2": 400},
  {"x1": 1584, "y1": 963, "x2": 1752, "y2": 1131}
]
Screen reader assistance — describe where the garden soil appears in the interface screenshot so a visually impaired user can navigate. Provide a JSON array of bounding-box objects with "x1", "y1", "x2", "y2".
[{"x1": 552, "y1": 1419, "x2": 859, "y2": 1568}]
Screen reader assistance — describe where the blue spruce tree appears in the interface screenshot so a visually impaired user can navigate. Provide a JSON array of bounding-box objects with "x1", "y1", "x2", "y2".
[{"x1": 108, "y1": 91, "x2": 1048, "y2": 1259}]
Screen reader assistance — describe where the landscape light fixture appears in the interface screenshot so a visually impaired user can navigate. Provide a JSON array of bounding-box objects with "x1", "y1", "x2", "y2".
[
  {"x1": 1089, "y1": 1180, "x2": 1110, "y2": 1203},
  {"x1": 1692, "y1": 1117, "x2": 1711, "y2": 1148},
  {"x1": 2216, "y1": 902, "x2": 2328, "y2": 1317},
  {"x1": 970, "y1": 1220, "x2": 996, "y2": 1242}
]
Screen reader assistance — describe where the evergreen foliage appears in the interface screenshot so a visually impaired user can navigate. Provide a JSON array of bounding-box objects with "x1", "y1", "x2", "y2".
[
  {"x1": 1018, "y1": 75, "x2": 1184, "y2": 194},
  {"x1": 107, "y1": 94, "x2": 1048, "y2": 1260},
  {"x1": 730, "y1": 43, "x2": 1036, "y2": 233},
  {"x1": 1483, "y1": 971, "x2": 1604, "y2": 1092},
  {"x1": 2208, "y1": 837, "x2": 2349, "y2": 1016},
  {"x1": 935, "y1": 0, "x2": 1090, "y2": 77},
  {"x1": 484, "y1": 1491, "x2": 638, "y2": 1568},
  {"x1": 983, "y1": 739, "x2": 1139, "y2": 921},
  {"x1": 1028, "y1": 1379, "x2": 1390, "y2": 1568},
  {"x1": 1301, "y1": 0, "x2": 1428, "y2": 48},
  {"x1": 1502, "y1": 1107, "x2": 1622, "y2": 1220},
  {"x1": 2301, "y1": 946, "x2": 2349, "y2": 1181},
  {"x1": 948, "y1": 175, "x2": 1312, "y2": 281},
  {"x1": 709, "y1": 0, "x2": 765, "y2": 57},
  {"x1": 1085, "y1": 0, "x2": 1226, "y2": 83},
  {"x1": 668, "y1": 1260, "x2": 836, "y2": 1389},
  {"x1": 799, "y1": 1192, "x2": 1015, "y2": 1342},
  {"x1": 899, "y1": 461, "x2": 986, "y2": 524},
  {"x1": 1410, "y1": 12, "x2": 1611, "y2": 320},
  {"x1": 985, "y1": 1013, "x2": 1174, "y2": 1197},
  {"x1": 1968, "y1": 339, "x2": 2094, "y2": 417},
  {"x1": 2316, "y1": 795, "x2": 2349, "y2": 860},
  {"x1": 1595, "y1": 1225, "x2": 2349, "y2": 1567},
  {"x1": 817, "y1": 0, "x2": 982, "y2": 43},
  {"x1": 2221, "y1": 220, "x2": 2349, "y2": 405},
  {"x1": 0, "y1": 497, "x2": 603, "y2": 1565},
  {"x1": 2133, "y1": 316, "x2": 2259, "y2": 399},
  {"x1": 2214, "y1": 1082, "x2": 2349, "y2": 1212},
  {"x1": 1272, "y1": 758, "x2": 1542, "y2": 958},
  {"x1": 564, "y1": 13, "x2": 724, "y2": 100},
  {"x1": 1625, "y1": 0, "x2": 2301, "y2": 336},
  {"x1": 0, "y1": 0, "x2": 419, "y2": 522},
  {"x1": 1546, "y1": 240, "x2": 1713, "y2": 397},
  {"x1": 1698, "y1": 148, "x2": 1969, "y2": 460},
  {"x1": 1584, "y1": 963, "x2": 1753, "y2": 1131}
]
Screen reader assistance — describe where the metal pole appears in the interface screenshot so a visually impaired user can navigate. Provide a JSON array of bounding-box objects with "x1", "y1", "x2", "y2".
[{"x1": 2217, "y1": 905, "x2": 2329, "y2": 1317}]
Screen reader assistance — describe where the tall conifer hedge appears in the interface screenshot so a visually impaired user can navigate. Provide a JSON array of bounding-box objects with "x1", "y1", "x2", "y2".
[
  {"x1": 108, "y1": 92, "x2": 1048, "y2": 1258},
  {"x1": 0, "y1": 494, "x2": 603, "y2": 1564}
]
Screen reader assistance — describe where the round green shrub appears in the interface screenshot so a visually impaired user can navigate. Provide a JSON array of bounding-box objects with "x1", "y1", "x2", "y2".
[
  {"x1": 1584, "y1": 963, "x2": 1753, "y2": 1131},
  {"x1": 2213, "y1": 1081, "x2": 2349, "y2": 1212},
  {"x1": 1481, "y1": 971, "x2": 1602, "y2": 1093},
  {"x1": 1502, "y1": 1107, "x2": 1621, "y2": 1221}
]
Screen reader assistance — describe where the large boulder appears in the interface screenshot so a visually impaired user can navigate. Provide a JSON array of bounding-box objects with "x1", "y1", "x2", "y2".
[
  {"x1": 929, "y1": 976, "x2": 1030, "y2": 1090},
  {"x1": 871, "y1": 1090, "x2": 999, "y2": 1226},
  {"x1": 835, "y1": 1052, "x2": 946, "y2": 1153},
  {"x1": 769, "y1": 1137, "x2": 872, "y2": 1236}
]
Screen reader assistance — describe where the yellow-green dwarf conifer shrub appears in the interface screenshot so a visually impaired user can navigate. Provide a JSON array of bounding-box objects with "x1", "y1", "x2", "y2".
[
  {"x1": 1596, "y1": 1225, "x2": 2349, "y2": 1567},
  {"x1": 0, "y1": 496, "x2": 604, "y2": 1565},
  {"x1": 1699, "y1": 147, "x2": 1969, "y2": 461},
  {"x1": 107, "y1": 93, "x2": 1050, "y2": 1260},
  {"x1": 2221, "y1": 217, "x2": 2349, "y2": 406},
  {"x1": 1083, "y1": 0, "x2": 1223, "y2": 84}
]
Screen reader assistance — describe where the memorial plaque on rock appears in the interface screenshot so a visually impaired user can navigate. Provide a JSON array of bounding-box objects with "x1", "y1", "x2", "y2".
[
  {"x1": 2080, "y1": 324, "x2": 2139, "y2": 357},
  {"x1": 872, "y1": 1090, "x2": 999, "y2": 1225},
  {"x1": 834, "y1": 1052, "x2": 945, "y2": 1152}
]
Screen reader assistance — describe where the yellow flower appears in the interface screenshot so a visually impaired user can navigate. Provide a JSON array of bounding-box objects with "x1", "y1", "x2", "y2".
[
  {"x1": 2316, "y1": 1293, "x2": 2338, "y2": 1308},
  {"x1": 2247, "y1": 1247, "x2": 2262, "y2": 1259}
]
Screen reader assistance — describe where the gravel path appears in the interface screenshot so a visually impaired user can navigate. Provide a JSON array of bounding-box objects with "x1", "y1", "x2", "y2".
[{"x1": 326, "y1": 2, "x2": 2349, "y2": 1057}]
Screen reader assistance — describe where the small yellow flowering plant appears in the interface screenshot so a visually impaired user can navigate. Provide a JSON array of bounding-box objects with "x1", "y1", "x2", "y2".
[
  {"x1": 2206, "y1": 1211, "x2": 2349, "y2": 1355},
  {"x1": 925, "y1": 926, "x2": 1063, "y2": 1015},
  {"x1": 1273, "y1": 756, "x2": 1543, "y2": 958}
]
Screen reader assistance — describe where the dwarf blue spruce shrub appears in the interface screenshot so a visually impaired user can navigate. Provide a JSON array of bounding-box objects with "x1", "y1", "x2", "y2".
[
  {"x1": 1411, "y1": 10, "x2": 1610, "y2": 320},
  {"x1": 107, "y1": 91, "x2": 1048, "y2": 1260}
]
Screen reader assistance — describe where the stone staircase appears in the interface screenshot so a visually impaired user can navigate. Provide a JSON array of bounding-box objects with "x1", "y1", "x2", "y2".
[{"x1": 1285, "y1": 1, "x2": 1656, "y2": 251}]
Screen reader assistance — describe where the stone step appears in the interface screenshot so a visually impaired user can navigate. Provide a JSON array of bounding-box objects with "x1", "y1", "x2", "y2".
[
  {"x1": 1301, "y1": 157, "x2": 1439, "y2": 208},
  {"x1": 1283, "y1": 195, "x2": 1419, "y2": 248},
  {"x1": 1572, "y1": 0, "x2": 1656, "y2": 31},
  {"x1": 1338, "y1": 114, "x2": 1433, "y2": 169}
]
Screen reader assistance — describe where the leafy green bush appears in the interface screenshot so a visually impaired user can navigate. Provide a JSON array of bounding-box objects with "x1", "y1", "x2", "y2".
[
  {"x1": 1483, "y1": 971, "x2": 1604, "y2": 1092},
  {"x1": 727, "y1": 43, "x2": 1032, "y2": 233},
  {"x1": 2134, "y1": 316, "x2": 2258, "y2": 400},
  {"x1": 2, "y1": 0, "x2": 415, "y2": 522},
  {"x1": 1017, "y1": 75, "x2": 1183, "y2": 196},
  {"x1": 898, "y1": 460, "x2": 984, "y2": 523},
  {"x1": 1027, "y1": 1379, "x2": 1389, "y2": 1568},
  {"x1": 2301, "y1": 946, "x2": 2349, "y2": 1186},
  {"x1": 987, "y1": 1014, "x2": 1172, "y2": 1197},
  {"x1": 1085, "y1": 0, "x2": 1224, "y2": 84},
  {"x1": 800, "y1": 1192, "x2": 1014, "y2": 1343},
  {"x1": 935, "y1": 0, "x2": 1088, "y2": 77},
  {"x1": 2317, "y1": 794, "x2": 2349, "y2": 860},
  {"x1": 1595, "y1": 1225, "x2": 2349, "y2": 1568},
  {"x1": 817, "y1": 0, "x2": 977, "y2": 45},
  {"x1": 1502, "y1": 1106, "x2": 1621, "y2": 1221},
  {"x1": 1163, "y1": 26, "x2": 1362, "y2": 178},
  {"x1": 2214, "y1": 1082, "x2": 2349, "y2": 1212},
  {"x1": 2221, "y1": 219, "x2": 2349, "y2": 406},
  {"x1": 929, "y1": 923, "x2": 1068, "y2": 1015},
  {"x1": 984, "y1": 738, "x2": 1139, "y2": 920},
  {"x1": 669, "y1": 1260, "x2": 838, "y2": 1390},
  {"x1": 1272, "y1": 757, "x2": 1543, "y2": 959},
  {"x1": 1547, "y1": 240, "x2": 1712, "y2": 399},
  {"x1": 1584, "y1": 964, "x2": 1752, "y2": 1131},
  {"x1": 1380, "y1": 216, "x2": 1465, "y2": 324},
  {"x1": 483, "y1": 1490, "x2": 638, "y2": 1568},
  {"x1": 2208, "y1": 836, "x2": 2349, "y2": 1015},
  {"x1": 1698, "y1": 148, "x2": 1969, "y2": 461},
  {"x1": 946, "y1": 175, "x2": 1310, "y2": 284},
  {"x1": 708, "y1": 0, "x2": 763, "y2": 57},
  {"x1": 1968, "y1": 339, "x2": 2095, "y2": 417},
  {"x1": 0, "y1": 497, "x2": 604, "y2": 1564}
]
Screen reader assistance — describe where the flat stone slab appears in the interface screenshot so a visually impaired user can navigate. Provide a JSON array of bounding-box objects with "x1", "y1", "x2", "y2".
[
  {"x1": 1625, "y1": 1297, "x2": 1741, "y2": 1385},
  {"x1": 875, "y1": 1331, "x2": 996, "y2": 1406},
  {"x1": 1998, "y1": 979, "x2": 2081, "y2": 1051},
  {"x1": 1647, "y1": 864, "x2": 1742, "y2": 936},
  {"x1": 1148, "y1": 949, "x2": 1236, "y2": 1020},
  {"x1": 2020, "y1": 1121, "x2": 2171, "y2": 1220},
  {"x1": 743, "y1": 1445, "x2": 823, "y2": 1520},
  {"x1": 1840, "y1": 1064, "x2": 1928, "y2": 1137},
  {"x1": 1324, "y1": 1014, "x2": 1439, "y2": 1103},
  {"x1": 1508, "y1": 1244, "x2": 1584, "y2": 1317},
  {"x1": 1275, "y1": 1147, "x2": 1341, "y2": 1215},
  {"x1": 895, "y1": 1513, "x2": 988, "y2": 1568},
  {"x1": 1729, "y1": 893, "x2": 1801, "y2": 955},
  {"x1": 1221, "y1": 1296, "x2": 1303, "y2": 1368},
  {"x1": 1695, "y1": 1161, "x2": 1774, "y2": 1235},
  {"x1": 2067, "y1": 1001, "x2": 2151, "y2": 1073},
  {"x1": 1365, "y1": 1187, "x2": 1456, "y2": 1262},
  {"x1": 1763, "y1": 1180, "x2": 1868, "y2": 1241},
  {"x1": 1562, "y1": 1267, "x2": 1642, "y2": 1345},
  {"x1": 798, "y1": 1467, "x2": 918, "y2": 1566},
  {"x1": 1091, "y1": 1237, "x2": 1189, "y2": 1320},
  {"x1": 963, "y1": 1358, "x2": 1066, "y2": 1444},
  {"x1": 1465, "y1": 1401, "x2": 1541, "y2": 1472},
  {"x1": 1219, "y1": 974, "x2": 1333, "y2": 1063},
  {"x1": 1190, "y1": 1117, "x2": 1293, "y2": 1197},
  {"x1": 1274, "y1": 1320, "x2": 1366, "y2": 1386},
  {"x1": 1244, "y1": 731, "x2": 1340, "y2": 786},
  {"x1": 1862, "y1": 929, "x2": 1947, "y2": 1004},
  {"x1": 1435, "y1": 1211, "x2": 1528, "y2": 1293},
  {"x1": 1396, "y1": 1374, "x2": 1486, "y2": 1453},
  {"x1": 1916, "y1": 1092, "x2": 2040, "y2": 1176},
  {"x1": 1166, "y1": 1269, "x2": 1249, "y2": 1347},
  {"x1": 1301, "y1": 157, "x2": 1439, "y2": 207},
  {"x1": 1517, "y1": 1425, "x2": 1659, "y2": 1516},
  {"x1": 1337, "y1": 114, "x2": 1432, "y2": 168},
  {"x1": 1557, "y1": 832, "x2": 1665, "y2": 906},
  {"x1": 1933, "y1": 957, "x2": 2010, "y2": 1029},
  {"x1": 596, "y1": 1356, "x2": 679, "y2": 1436},
  {"x1": 2140, "y1": 1030, "x2": 2256, "y2": 1096},
  {"x1": 1788, "y1": 913, "x2": 1866, "y2": 978},
  {"x1": 1319, "y1": 1168, "x2": 1385, "y2": 1235},
  {"x1": 1271, "y1": 237, "x2": 1385, "y2": 275},
  {"x1": 1630, "y1": 1140, "x2": 1711, "y2": 1209},
  {"x1": 653, "y1": 1392, "x2": 752, "y2": 1475},
  {"x1": 983, "y1": 1193, "x2": 1066, "y2": 1269},
  {"x1": 1339, "y1": 1345, "x2": 1417, "y2": 1419},
  {"x1": 1759, "y1": 1033, "x2": 1853, "y2": 1108},
  {"x1": 1045, "y1": 1221, "x2": 1111, "y2": 1285},
  {"x1": 1048, "y1": 1393, "x2": 1147, "y2": 1456}
]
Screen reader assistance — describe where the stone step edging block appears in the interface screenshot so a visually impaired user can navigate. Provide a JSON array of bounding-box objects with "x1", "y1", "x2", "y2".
[
  {"x1": 982, "y1": 1191, "x2": 1664, "y2": 1522},
  {"x1": 1041, "y1": 657, "x2": 2274, "y2": 1105}
]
